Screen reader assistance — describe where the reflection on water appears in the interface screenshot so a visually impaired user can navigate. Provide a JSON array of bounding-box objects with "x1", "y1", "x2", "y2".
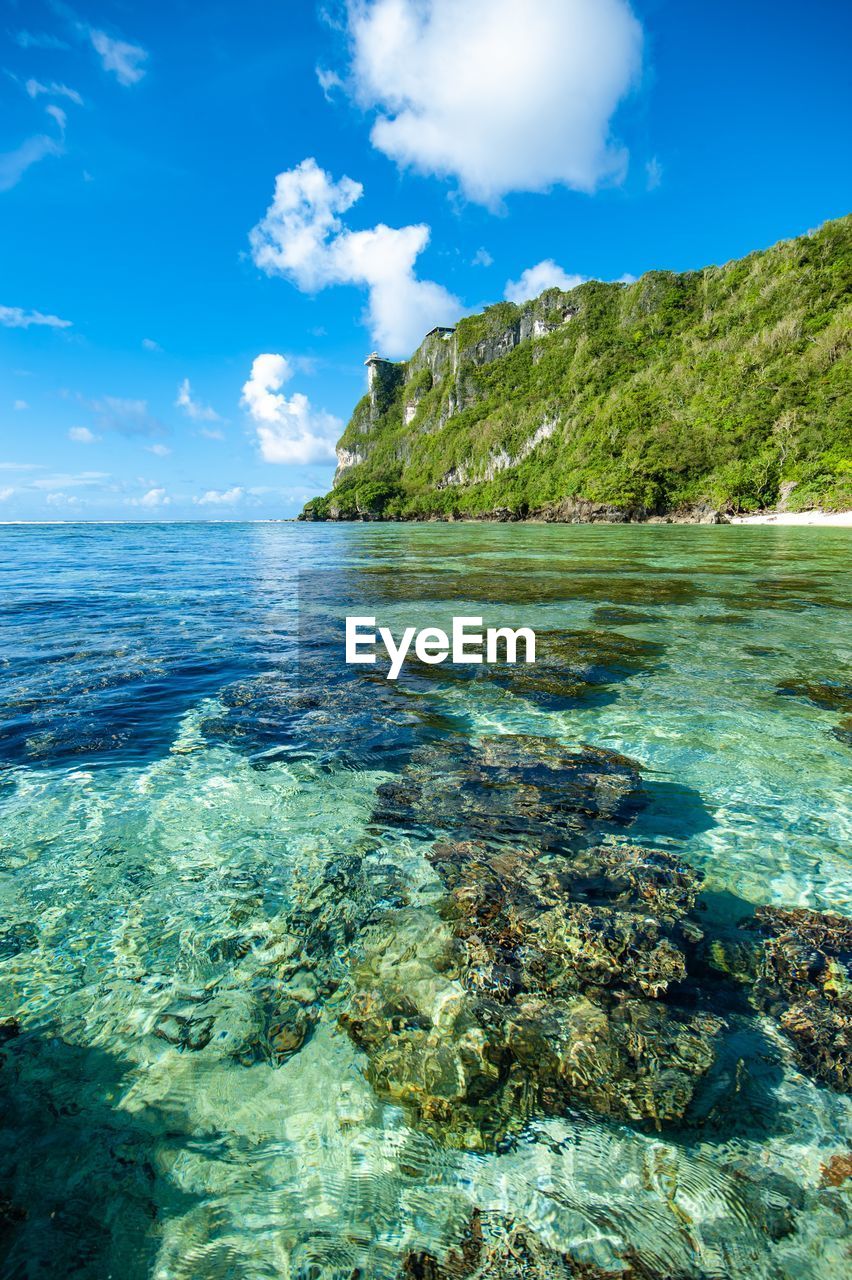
[{"x1": 0, "y1": 522, "x2": 850, "y2": 1278}]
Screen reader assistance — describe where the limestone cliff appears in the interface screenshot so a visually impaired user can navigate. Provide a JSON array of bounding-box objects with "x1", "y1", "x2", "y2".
[{"x1": 302, "y1": 216, "x2": 851, "y2": 522}]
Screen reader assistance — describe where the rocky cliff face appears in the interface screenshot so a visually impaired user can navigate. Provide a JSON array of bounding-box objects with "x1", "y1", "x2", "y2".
[
  {"x1": 302, "y1": 216, "x2": 851, "y2": 522},
  {"x1": 330, "y1": 294, "x2": 577, "y2": 498}
]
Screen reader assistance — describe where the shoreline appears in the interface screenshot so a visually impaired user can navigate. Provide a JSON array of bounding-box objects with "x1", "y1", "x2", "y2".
[
  {"x1": 301, "y1": 508, "x2": 852, "y2": 527},
  {"x1": 727, "y1": 510, "x2": 852, "y2": 526}
]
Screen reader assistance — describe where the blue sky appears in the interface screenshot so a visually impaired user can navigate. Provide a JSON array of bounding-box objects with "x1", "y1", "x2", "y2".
[{"x1": 1, "y1": 0, "x2": 850, "y2": 521}]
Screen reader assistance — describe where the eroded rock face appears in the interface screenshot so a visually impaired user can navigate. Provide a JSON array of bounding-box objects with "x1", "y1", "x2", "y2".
[{"x1": 343, "y1": 736, "x2": 723, "y2": 1147}]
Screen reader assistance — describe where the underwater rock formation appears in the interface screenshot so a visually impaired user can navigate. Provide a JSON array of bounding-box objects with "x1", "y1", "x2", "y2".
[
  {"x1": 751, "y1": 906, "x2": 852, "y2": 1092},
  {"x1": 404, "y1": 628, "x2": 664, "y2": 712},
  {"x1": 344, "y1": 736, "x2": 724, "y2": 1147},
  {"x1": 398, "y1": 1209, "x2": 694, "y2": 1279},
  {"x1": 373, "y1": 735, "x2": 647, "y2": 851},
  {"x1": 705, "y1": 903, "x2": 852, "y2": 1092},
  {"x1": 775, "y1": 679, "x2": 852, "y2": 749}
]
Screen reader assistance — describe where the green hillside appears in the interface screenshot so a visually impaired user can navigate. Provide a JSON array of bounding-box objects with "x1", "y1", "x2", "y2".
[{"x1": 302, "y1": 216, "x2": 852, "y2": 521}]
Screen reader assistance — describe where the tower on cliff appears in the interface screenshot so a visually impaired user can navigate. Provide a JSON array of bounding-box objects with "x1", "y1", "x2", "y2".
[{"x1": 364, "y1": 352, "x2": 404, "y2": 419}]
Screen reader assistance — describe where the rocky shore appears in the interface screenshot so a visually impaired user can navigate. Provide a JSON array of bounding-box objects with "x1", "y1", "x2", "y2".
[
  {"x1": 300, "y1": 500, "x2": 852, "y2": 525},
  {"x1": 300, "y1": 499, "x2": 730, "y2": 524}
]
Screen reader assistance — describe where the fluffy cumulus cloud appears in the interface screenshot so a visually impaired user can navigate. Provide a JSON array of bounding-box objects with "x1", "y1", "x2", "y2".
[
  {"x1": 176, "y1": 378, "x2": 219, "y2": 422},
  {"x1": 249, "y1": 157, "x2": 462, "y2": 357},
  {"x1": 241, "y1": 354, "x2": 342, "y2": 466},
  {"x1": 131, "y1": 488, "x2": 169, "y2": 509},
  {"x1": 504, "y1": 260, "x2": 639, "y2": 303},
  {"x1": 68, "y1": 426, "x2": 97, "y2": 443},
  {"x1": 89, "y1": 30, "x2": 148, "y2": 86},
  {"x1": 0, "y1": 304, "x2": 71, "y2": 329},
  {"x1": 504, "y1": 260, "x2": 588, "y2": 303},
  {"x1": 344, "y1": 0, "x2": 643, "y2": 204},
  {"x1": 195, "y1": 487, "x2": 245, "y2": 506}
]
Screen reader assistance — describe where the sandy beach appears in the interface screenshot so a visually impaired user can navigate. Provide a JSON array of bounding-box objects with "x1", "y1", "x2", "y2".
[{"x1": 729, "y1": 510, "x2": 852, "y2": 526}]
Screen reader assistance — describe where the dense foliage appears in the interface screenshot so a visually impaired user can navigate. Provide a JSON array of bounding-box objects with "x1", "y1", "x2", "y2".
[{"x1": 303, "y1": 216, "x2": 851, "y2": 519}]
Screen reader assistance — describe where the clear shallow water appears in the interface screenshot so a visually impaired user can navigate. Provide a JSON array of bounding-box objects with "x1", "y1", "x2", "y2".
[{"x1": 0, "y1": 522, "x2": 850, "y2": 1278}]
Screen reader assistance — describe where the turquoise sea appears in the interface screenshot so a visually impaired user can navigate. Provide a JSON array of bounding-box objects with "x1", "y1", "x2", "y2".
[{"x1": 0, "y1": 522, "x2": 850, "y2": 1279}]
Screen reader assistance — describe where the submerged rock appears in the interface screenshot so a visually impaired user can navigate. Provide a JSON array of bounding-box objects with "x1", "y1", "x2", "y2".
[
  {"x1": 344, "y1": 756, "x2": 723, "y2": 1146},
  {"x1": 708, "y1": 904, "x2": 852, "y2": 1092},
  {"x1": 484, "y1": 629, "x2": 664, "y2": 710},
  {"x1": 775, "y1": 680, "x2": 852, "y2": 714},
  {"x1": 775, "y1": 679, "x2": 852, "y2": 749},
  {"x1": 374, "y1": 735, "x2": 647, "y2": 851},
  {"x1": 751, "y1": 906, "x2": 852, "y2": 1092},
  {"x1": 397, "y1": 1210, "x2": 692, "y2": 1279}
]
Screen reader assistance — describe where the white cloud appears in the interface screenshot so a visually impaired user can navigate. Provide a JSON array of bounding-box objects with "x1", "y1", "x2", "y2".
[
  {"x1": 90, "y1": 29, "x2": 148, "y2": 86},
  {"x1": 45, "y1": 105, "x2": 67, "y2": 132},
  {"x1": 0, "y1": 135, "x2": 62, "y2": 192},
  {"x1": 176, "y1": 378, "x2": 219, "y2": 422},
  {"x1": 504, "y1": 259, "x2": 639, "y2": 303},
  {"x1": 46, "y1": 491, "x2": 80, "y2": 506},
  {"x1": 142, "y1": 337, "x2": 162, "y2": 352},
  {"x1": 195, "y1": 487, "x2": 245, "y2": 506},
  {"x1": 241, "y1": 353, "x2": 343, "y2": 465},
  {"x1": 146, "y1": 443, "x2": 171, "y2": 457},
  {"x1": 343, "y1": 0, "x2": 643, "y2": 205},
  {"x1": 199, "y1": 427, "x2": 225, "y2": 441},
  {"x1": 0, "y1": 304, "x2": 72, "y2": 329},
  {"x1": 25, "y1": 79, "x2": 84, "y2": 106},
  {"x1": 31, "y1": 470, "x2": 109, "y2": 490},
  {"x1": 472, "y1": 247, "x2": 493, "y2": 268},
  {"x1": 131, "y1": 487, "x2": 169, "y2": 508},
  {"x1": 504, "y1": 260, "x2": 587, "y2": 303},
  {"x1": 16, "y1": 31, "x2": 70, "y2": 51},
  {"x1": 68, "y1": 426, "x2": 98, "y2": 443},
  {"x1": 645, "y1": 156, "x2": 663, "y2": 191},
  {"x1": 0, "y1": 487, "x2": 14, "y2": 502},
  {"x1": 250, "y1": 157, "x2": 462, "y2": 356},
  {"x1": 14, "y1": 400, "x2": 29, "y2": 411},
  {"x1": 89, "y1": 396, "x2": 166, "y2": 438},
  {"x1": 316, "y1": 66, "x2": 343, "y2": 100}
]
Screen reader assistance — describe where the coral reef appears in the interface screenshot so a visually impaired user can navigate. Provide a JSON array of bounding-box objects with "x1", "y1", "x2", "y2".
[
  {"x1": 373, "y1": 735, "x2": 647, "y2": 851},
  {"x1": 344, "y1": 737, "x2": 725, "y2": 1146},
  {"x1": 751, "y1": 906, "x2": 852, "y2": 1092}
]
